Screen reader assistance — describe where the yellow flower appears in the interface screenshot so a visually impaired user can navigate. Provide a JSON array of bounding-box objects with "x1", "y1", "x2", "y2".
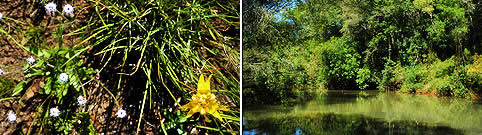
[
  {"x1": 180, "y1": 75, "x2": 229, "y2": 121},
  {"x1": 197, "y1": 74, "x2": 212, "y2": 94}
]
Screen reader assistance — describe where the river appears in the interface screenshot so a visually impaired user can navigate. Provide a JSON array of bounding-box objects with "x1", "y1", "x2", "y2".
[{"x1": 243, "y1": 90, "x2": 482, "y2": 135}]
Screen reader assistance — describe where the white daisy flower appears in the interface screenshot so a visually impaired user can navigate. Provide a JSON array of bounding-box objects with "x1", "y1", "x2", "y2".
[
  {"x1": 116, "y1": 109, "x2": 127, "y2": 118},
  {"x1": 63, "y1": 4, "x2": 74, "y2": 15},
  {"x1": 27, "y1": 56, "x2": 36, "y2": 65},
  {"x1": 45, "y1": 2, "x2": 57, "y2": 16},
  {"x1": 58, "y1": 73, "x2": 69, "y2": 82},
  {"x1": 50, "y1": 107, "x2": 60, "y2": 117},
  {"x1": 7, "y1": 111, "x2": 16, "y2": 123},
  {"x1": 0, "y1": 69, "x2": 4, "y2": 76},
  {"x1": 77, "y1": 95, "x2": 87, "y2": 106}
]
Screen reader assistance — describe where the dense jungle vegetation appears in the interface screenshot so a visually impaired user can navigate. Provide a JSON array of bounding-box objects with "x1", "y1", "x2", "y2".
[{"x1": 243, "y1": 0, "x2": 482, "y2": 105}]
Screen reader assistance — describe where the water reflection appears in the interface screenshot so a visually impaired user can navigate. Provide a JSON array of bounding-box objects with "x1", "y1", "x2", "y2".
[
  {"x1": 295, "y1": 128, "x2": 302, "y2": 135},
  {"x1": 243, "y1": 130, "x2": 260, "y2": 135},
  {"x1": 243, "y1": 90, "x2": 482, "y2": 135}
]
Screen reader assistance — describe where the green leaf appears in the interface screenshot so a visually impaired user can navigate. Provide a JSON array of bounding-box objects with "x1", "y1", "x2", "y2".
[
  {"x1": 43, "y1": 49, "x2": 51, "y2": 58},
  {"x1": 45, "y1": 77, "x2": 52, "y2": 94},
  {"x1": 25, "y1": 70, "x2": 43, "y2": 78},
  {"x1": 58, "y1": 50, "x2": 67, "y2": 55},
  {"x1": 12, "y1": 81, "x2": 27, "y2": 96},
  {"x1": 62, "y1": 85, "x2": 68, "y2": 96}
]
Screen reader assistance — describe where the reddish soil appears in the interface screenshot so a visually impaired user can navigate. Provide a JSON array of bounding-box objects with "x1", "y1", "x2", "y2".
[{"x1": 396, "y1": 90, "x2": 438, "y2": 97}]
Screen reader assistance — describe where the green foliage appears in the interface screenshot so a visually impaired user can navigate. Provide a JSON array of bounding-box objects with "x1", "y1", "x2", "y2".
[
  {"x1": 17, "y1": 46, "x2": 96, "y2": 102},
  {"x1": 378, "y1": 59, "x2": 400, "y2": 92},
  {"x1": 399, "y1": 65, "x2": 427, "y2": 92},
  {"x1": 428, "y1": 76, "x2": 452, "y2": 95},
  {"x1": 356, "y1": 66, "x2": 372, "y2": 90},
  {"x1": 90, "y1": 0, "x2": 240, "y2": 133},
  {"x1": 394, "y1": 56, "x2": 475, "y2": 98},
  {"x1": 243, "y1": 44, "x2": 322, "y2": 105},
  {"x1": 427, "y1": 57, "x2": 457, "y2": 79},
  {"x1": 243, "y1": 0, "x2": 299, "y2": 48},
  {"x1": 0, "y1": 77, "x2": 16, "y2": 97},
  {"x1": 423, "y1": 57, "x2": 473, "y2": 98},
  {"x1": 244, "y1": 0, "x2": 482, "y2": 104},
  {"x1": 73, "y1": 112, "x2": 96, "y2": 134},
  {"x1": 162, "y1": 109, "x2": 187, "y2": 134},
  {"x1": 288, "y1": 0, "x2": 341, "y2": 41},
  {"x1": 315, "y1": 37, "x2": 363, "y2": 89},
  {"x1": 45, "y1": 109, "x2": 95, "y2": 134},
  {"x1": 464, "y1": 54, "x2": 482, "y2": 93},
  {"x1": 5, "y1": 4, "x2": 97, "y2": 133}
]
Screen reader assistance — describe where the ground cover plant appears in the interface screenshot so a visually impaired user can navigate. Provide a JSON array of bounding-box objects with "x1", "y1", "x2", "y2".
[{"x1": 0, "y1": 0, "x2": 239, "y2": 134}]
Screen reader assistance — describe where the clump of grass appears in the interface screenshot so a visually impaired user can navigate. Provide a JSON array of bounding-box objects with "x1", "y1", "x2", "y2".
[{"x1": 89, "y1": 0, "x2": 239, "y2": 134}]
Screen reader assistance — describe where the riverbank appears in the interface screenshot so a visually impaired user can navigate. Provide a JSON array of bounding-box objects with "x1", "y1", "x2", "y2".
[{"x1": 397, "y1": 90, "x2": 481, "y2": 100}]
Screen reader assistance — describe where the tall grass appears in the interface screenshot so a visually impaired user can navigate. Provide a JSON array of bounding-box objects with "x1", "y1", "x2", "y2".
[{"x1": 89, "y1": 0, "x2": 239, "y2": 134}]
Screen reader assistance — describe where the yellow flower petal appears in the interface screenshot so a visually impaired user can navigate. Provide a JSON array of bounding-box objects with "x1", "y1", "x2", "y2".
[
  {"x1": 179, "y1": 102, "x2": 192, "y2": 110},
  {"x1": 185, "y1": 109, "x2": 196, "y2": 119},
  {"x1": 200, "y1": 108, "x2": 207, "y2": 115},
  {"x1": 197, "y1": 75, "x2": 212, "y2": 94},
  {"x1": 211, "y1": 111, "x2": 224, "y2": 121},
  {"x1": 191, "y1": 103, "x2": 202, "y2": 113},
  {"x1": 205, "y1": 102, "x2": 219, "y2": 114}
]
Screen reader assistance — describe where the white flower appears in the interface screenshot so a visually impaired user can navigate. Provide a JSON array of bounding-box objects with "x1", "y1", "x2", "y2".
[
  {"x1": 0, "y1": 69, "x2": 4, "y2": 76},
  {"x1": 45, "y1": 2, "x2": 57, "y2": 16},
  {"x1": 77, "y1": 95, "x2": 87, "y2": 106},
  {"x1": 27, "y1": 56, "x2": 36, "y2": 65},
  {"x1": 7, "y1": 111, "x2": 16, "y2": 123},
  {"x1": 59, "y1": 73, "x2": 69, "y2": 82},
  {"x1": 50, "y1": 107, "x2": 60, "y2": 117},
  {"x1": 0, "y1": 13, "x2": 3, "y2": 20},
  {"x1": 116, "y1": 109, "x2": 127, "y2": 118},
  {"x1": 63, "y1": 4, "x2": 74, "y2": 15}
]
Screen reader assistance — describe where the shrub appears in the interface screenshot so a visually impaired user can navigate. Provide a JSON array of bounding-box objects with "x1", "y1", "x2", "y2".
[
  {"x1": 464, "y1": 54, "x2": 482, "y2": 93},
  {"x1": 400, "y1": 65, "x2": 427, "y2": 92},
  {"x1": 319, "y1": 37, "x2": 361, "y2": 89},
  {"x1": 356, "y1": 66, "x2": 372, "y2": 90},
  {"x1": 378, "y1": 59, "x2": 400, "y2": 92}
]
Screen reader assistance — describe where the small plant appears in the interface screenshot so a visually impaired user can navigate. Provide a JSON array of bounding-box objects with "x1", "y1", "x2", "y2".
[
  {"x1": 14, "y1": 46, "x2": 96, "y2": 102},
  {"x1": 180, "y1": 75, "x2": 230, "y2": 121},
  {"x1": 1, "y1": 1, "x2": 99, "y2": 133}
]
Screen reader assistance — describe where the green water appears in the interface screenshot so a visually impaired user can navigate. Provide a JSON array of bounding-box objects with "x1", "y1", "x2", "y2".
[{"x1": 243, "y1": 90, "x2": 482, "y2": 135}]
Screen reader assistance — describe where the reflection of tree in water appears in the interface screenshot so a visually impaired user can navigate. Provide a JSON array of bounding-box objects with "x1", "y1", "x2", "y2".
[
  {"x1": 244, "y1": 113, "x2": 463, "y2": 135},
  {"x1": 244, "y1": 92, "x2": 482, "y2": 134}
]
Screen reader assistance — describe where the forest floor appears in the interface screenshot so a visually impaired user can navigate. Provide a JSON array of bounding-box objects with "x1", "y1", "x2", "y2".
[{"x1": 0, "y1": 0, "x2": 239, "y2": 134}]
